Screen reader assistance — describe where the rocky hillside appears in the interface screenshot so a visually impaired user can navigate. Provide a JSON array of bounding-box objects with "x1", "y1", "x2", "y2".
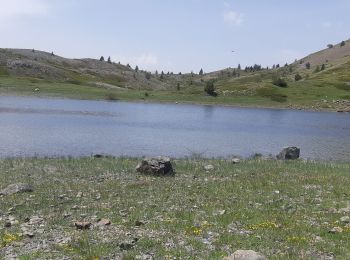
[{"x1": 0, "y1": 49, "x2": 172, "y2": 90}]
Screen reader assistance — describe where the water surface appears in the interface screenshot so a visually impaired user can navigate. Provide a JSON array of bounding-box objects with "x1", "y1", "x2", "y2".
[{"x1": 1, "y1": 96, "x2": 349, "y2": 160}]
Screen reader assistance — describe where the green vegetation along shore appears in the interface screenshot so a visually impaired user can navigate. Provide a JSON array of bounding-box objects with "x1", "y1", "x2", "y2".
[
  {"x1": 1, "y1": 41, "x2": 350, "y2": 112},
  {"x1": 1, "y1": 157, "x2": 350, "y2": 259}
]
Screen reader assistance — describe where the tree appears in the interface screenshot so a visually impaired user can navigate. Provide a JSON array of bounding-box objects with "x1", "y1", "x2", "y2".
[
  {"x1": 305, "y1": 62, "x2": 311, "y2": 69},
  {"x1": 199, "y1": 68, "x2": 203, "y2": 75},
  {"x1": 135, "y1": 65, "x2": 139, "y2": 72},
  {"x1": 176, "y1": 83, "x2": 180, "y2": 91},
  {"x1": 204, "y1": 80, "x2": 217, "y2": 96},
  {"x1": 314, "y1": 65, "x2": 320, "y2": 73},
  {"x1": 340, "y1": 41, "x2": 346, "y2": 47},
  {"x1": 237, "y1": 64, "x2": 241, "y2": 70},
  {"x1": 273, "y1": 77, "x2": 288, "y2": 87},
  {"x1": 107, "y1": 56, "x2": 112, "y2": 63},
  {"x1": 100, "y1": 56, "x2": 105, "y2": 61},
  {"x1": 295, "y1": 73, "x2": 302, "y2": 81},
  {"x1": 51, "y1": 51, "x2": 55, "y2": 56},
  {"x1": 321, "y1": 64, "x2": 326, "y2": 71},
  {"x1": 160, "y1": 71, "x2": 164, "y2": 79},
  {"x1": 145, "y1": 72, "x2": 151, "y2": 80}
]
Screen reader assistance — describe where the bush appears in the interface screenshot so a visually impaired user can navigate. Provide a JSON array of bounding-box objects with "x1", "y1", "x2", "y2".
[
  {"x1": 272, "y1": 77, "x2": 288, "y2": 87},
  {"x1": 305, "y1": 62, "x2": 311, "y2": 69},
  {"x1": 327, "y1": 44, "x2": 334, "y2": 49},
  {"x1": 105, "y1": 92, "x2": 118, "y2": 101},
  {"x1": 204, "y1": 80, "x2": 217, "y2": 96},
  {"x1": 295, "y1": 73, "x2": 302, "y2": 81},
  {"x1": 340, "y1": 41, "x2": 346, "y2": 47}
]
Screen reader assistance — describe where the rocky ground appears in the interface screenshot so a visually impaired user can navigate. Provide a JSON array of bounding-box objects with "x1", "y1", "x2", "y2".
[{"x1": 0, "y1": 157, "x2": 350, "y2": 259}]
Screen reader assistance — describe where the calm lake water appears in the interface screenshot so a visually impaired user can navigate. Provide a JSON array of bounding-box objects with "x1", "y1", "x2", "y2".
[{"x1": 0, "y1": 96, "x2": 349, "y2": 160}]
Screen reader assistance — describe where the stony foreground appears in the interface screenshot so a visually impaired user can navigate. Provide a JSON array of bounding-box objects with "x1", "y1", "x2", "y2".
[{"x1": 0, "y1": 157, "x2": 350, "y2": 259}]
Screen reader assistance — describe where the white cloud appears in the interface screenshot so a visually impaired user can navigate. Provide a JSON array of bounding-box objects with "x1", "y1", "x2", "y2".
[
  {"x1": 224, "y1": 10, "x2": 244, "y2": 26},
  {"x1": 0, "y1": 0, "x2": 49, "y2": 18}
]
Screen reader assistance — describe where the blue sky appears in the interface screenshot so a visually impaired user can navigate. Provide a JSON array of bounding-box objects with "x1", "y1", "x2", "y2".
[{"x1": 0, "y1": 0, "x2": 349, "y2": 73}]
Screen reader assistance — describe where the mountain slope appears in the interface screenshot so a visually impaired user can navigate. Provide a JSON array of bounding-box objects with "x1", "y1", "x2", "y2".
[{"x1": 0, "y1": 41, "x2": 350, "y2": 111}]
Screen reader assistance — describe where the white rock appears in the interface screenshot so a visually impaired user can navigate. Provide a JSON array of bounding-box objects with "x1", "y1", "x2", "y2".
[{"x1": 224, "y1": 250, "x2": 266, "y2": 260}]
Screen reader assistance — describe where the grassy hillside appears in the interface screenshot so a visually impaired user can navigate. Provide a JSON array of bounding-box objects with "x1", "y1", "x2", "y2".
[
  {"x1": 0, "y1": 157, "x2": 350, "y2": 259},
  {"x1": 1, "y1": 40, "x2": 350, "y2": 111}
]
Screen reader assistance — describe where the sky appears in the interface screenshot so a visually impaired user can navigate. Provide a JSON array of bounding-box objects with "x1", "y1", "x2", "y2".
[{"x1": 0, "y1": 0, "x2": 349, "y2": 73}]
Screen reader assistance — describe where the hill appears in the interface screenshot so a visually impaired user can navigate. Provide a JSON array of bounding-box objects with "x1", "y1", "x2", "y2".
[{"x1": 0, "y1": 40, "x2": 350, "y2": 111}]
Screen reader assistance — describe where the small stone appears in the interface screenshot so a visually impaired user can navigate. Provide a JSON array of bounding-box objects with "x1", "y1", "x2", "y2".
[
  {"x1": 340, "y1": 216, "x2": 350, "y2": 224},
  {"x1": 98, "y1": 219, "x2": 111, "y2": 226},
  {"x1": 231, "y1": 158, "x2": 241, "y2": 164},
  {"x1": 224, "y1": 250, "x2": 266, "y2": 260},
  {"x1": 76, "y1": 192, "x2": 83, "y2": 198},
  {"x1": 329, "y1": 227, "x2": 343, "y2": 234},
  {"x1": 4, "y1": 221, "x2": 11, "y2": 228},
  {"x1": 204, "y1": 165, "x2": 214, "y2": 171},
  {"x1": 74, "y1": 221, "x2": 92, "y2": 230},
  {"x1": 24, "y1": 232, "x2": 35, "y2": 238},
  {"x1": 274, "y1": 190, "x2": 280, "y2": 194},
  {"x1": 0, "y1": 183, "x2": 33, "y2": 196}
]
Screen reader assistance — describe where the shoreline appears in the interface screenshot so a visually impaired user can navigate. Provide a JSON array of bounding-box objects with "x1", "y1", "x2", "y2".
[{"x1": 1, "y1": 92, "x2": 348, "y2": 114}]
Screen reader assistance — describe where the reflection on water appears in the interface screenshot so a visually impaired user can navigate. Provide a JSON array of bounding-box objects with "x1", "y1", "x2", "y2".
[{"x1": 0, "y1": 96, "x2": 349, "y2": 160}]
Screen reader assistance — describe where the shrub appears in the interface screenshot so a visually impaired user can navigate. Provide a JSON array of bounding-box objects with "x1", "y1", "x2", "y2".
[
  {"x1": 204, "y1": 80, "x2": 217, "y2": 96},
  {"x1": 105, "y1": 92, "x2": 118, "y2": 101},
  {"x1": 100, "y1": 56, "x2": 105, "y2": 62},
  {"x1": 145, "y1": 72, "x2": 151, "y2": 80},
  {"x1": 272, "y1": 77, "x2": 288, "y2": 87},
  {"x1": 327, "y1": 44, "x2": 334, "y2": 49},
  {"x1": 295, "y1": 73, "x2": 302, "y2": 81},
  {"x1": 305, "y1": 62, "x2": 311, "y2": 69},
  {"x1": 340, "y1": 41, "x2": 346, "y2": 47},
  {"x1": 107, "y1": 56, "x2": 112, "y2": 64}
]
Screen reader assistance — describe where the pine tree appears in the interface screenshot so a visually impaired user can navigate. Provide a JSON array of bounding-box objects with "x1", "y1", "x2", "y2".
[
  {"x1": 199, "y1": 68, "x2": 203, "y2": 75},
  {"x1": 135, "y1": 65, "x2": 139, "y2": 72},
  {"x1": 100, "y1": 56, "x2": 105, "y2": 62},
  {"x1": 107, "y1": 56, "x2": 112, "y2": 63}
]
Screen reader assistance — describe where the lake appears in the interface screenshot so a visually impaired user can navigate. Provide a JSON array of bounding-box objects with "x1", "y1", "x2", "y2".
[{"x1": 0, "y1": 96, "x2": 349, "y2": 160}]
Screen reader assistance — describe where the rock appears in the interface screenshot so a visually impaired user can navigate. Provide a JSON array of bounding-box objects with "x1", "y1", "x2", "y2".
[
  {"x1": 231, "y1": 158, "x2": 241, "y2": 164},
  {"x1": 136, "y1": 156, "x2": 174, "y2": 176},
  {"x1": 97, "y1": 218, "x2": 111, "y2": 226},
  {"x1": 224, "y1": 250, "x2": 266, "y2": 260},
  {"x1": 119, "y1": 238, "x2": 138, "y2": 251},
  {"x1": 340, "y1": 216, "x2": 350, "y2": 224},
  {"x1": 0, "y1": 183, "x2": 33, "y2": 196},
  {"x1": 276, "y1": 147, "x2": 300, "y2": 160},
  {"x1": 329, "y1": 227, "x2": 343, "y2": 234},
  {"x1": 204, "y1": 165, "x2": 214, "y2": 171},
  {"x1": 74, "y1": 221, "x2": 92, "y2": 230}
]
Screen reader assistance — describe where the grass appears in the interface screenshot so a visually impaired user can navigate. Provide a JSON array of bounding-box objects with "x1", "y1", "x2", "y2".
[
  {"x1": 1, "y1": 157, "x2": 350, "y2": 259},
  {"x1": 0, "y1": 59, "x2": 350, "y2": 111}
]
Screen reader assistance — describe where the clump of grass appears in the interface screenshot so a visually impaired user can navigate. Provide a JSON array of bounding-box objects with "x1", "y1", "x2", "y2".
[
  {"x1": 0, "y1": 66, "x2": 9, "y2": 76},
  {"x1": 256, "y1": 87, "x2": 288, "y2": 102}
]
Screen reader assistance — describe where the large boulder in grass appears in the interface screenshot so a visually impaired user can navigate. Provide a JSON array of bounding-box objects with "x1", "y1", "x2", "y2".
[
  {"x1": 136, "y1": 156, "x2": 174, "y2": 176},
  {"x1": 276, "y1": 147, "x2": 300, "y2": 160},
  {"x1": 224, "y1": 250, "x2": 266, "y2": 260},
  {"x1": 0, "y1": 183, "x2": 33, "y2": 196}
]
